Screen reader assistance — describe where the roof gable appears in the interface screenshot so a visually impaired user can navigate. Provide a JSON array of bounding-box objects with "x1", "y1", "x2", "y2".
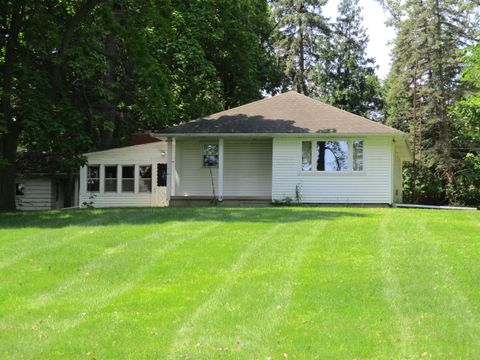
[{"x1": 159, "y1": 91, "x2": 403, "y2": 135}]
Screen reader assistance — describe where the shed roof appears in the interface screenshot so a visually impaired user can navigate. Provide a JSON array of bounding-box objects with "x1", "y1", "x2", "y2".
[{"x1": 158, "y1": 91, "x2": 403, "y2": 135}]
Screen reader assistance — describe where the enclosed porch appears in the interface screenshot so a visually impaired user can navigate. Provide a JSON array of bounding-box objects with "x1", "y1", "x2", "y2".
[{"x1": 166, "y1": 137, "x2": 272, "y2": 205}]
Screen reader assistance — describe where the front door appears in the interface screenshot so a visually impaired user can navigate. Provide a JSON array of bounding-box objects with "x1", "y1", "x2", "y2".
[{"x1": 153, "y1": 163, "x2": 168, "y2": 206}]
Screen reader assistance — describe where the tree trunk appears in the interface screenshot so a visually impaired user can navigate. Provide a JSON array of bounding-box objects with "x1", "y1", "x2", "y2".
[
  {"x1": 0, "y1": 2, "x2": 24, "y2": 211},
  {"x1": 297, "y1": 13, "x2": 308, "y2": 95},
  {"x1": 0, "y1": 130, "x2": 20, "y2": 211}
]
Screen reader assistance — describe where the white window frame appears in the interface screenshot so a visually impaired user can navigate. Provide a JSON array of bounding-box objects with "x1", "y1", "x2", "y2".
[
  {"x1": 201, "y1": 142, "x2": 219, "y2": 167},
  {"x1": 352, "y1": 140, "x2": 365, "y2": 172},
  {"x1": 138, "y1": 164, "x2": 152, "y2": 193},
  {"x1": 104, "y1": 165, "x2": 118, "y2": 193},
  {"x1": 121, "y1": 165, "x2": 135, "y2": 193},
  {"x1": 87, "y1": 165, "x2": 100, "y2": 192},
  {"x1": 300, "y1": 139, "x2": 366, "y2": 175}
]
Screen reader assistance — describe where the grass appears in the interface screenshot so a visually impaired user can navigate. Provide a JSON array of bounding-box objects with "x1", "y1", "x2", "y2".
[{"x1": 0, "y1": 206, "x2": 479, "y2": 359}]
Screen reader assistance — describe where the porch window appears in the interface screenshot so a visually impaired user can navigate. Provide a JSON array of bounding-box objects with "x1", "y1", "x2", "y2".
[
  {"x1": 139, "y1": 165, "x2": 152, "y2": 193},
  {"x1": 122, "y1": 166, "x2": 135, "y2": 192},
  {"x1": 203, "y1": 144, "x2": 219, "y2": 167},
  {"x1": 316, "y1": 141, "x2": 348, "y2": 171},
  {"x1": 104, "y1": 165, "x2": 118, "y2": 192},
  {"x1": 353, "y1": 140, "x2": 364, "y2": 171},
  {"x1": 302, "y1": 141, "x2": 312, "y2": 171},
  {"x1": 87, "y1": 166, "x2": 100, "y2": 192}
]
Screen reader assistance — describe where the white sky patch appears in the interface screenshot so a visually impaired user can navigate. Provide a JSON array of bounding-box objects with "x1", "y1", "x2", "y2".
[{"x1": 323, "y1": 0, "x2": 396, "y2": 79}]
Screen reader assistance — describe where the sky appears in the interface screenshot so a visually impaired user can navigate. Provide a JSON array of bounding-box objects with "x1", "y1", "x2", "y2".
[{"x1": 323, "y1": 0, "x2": 396, "y2": 79}]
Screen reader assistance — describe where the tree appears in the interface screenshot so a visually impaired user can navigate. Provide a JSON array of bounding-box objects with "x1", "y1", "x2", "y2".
[
  {"x1": 314, "y1": 0, "x2": 384, "y2": 119},
  {"x1": 384, "y1": 0, "x2": 479, "y2": 204},
  {"x1": 450, "y1": 43, "x2": 480, "y2": 206},
  {"x1": 0, "y1": 0, "x2": 282, "y2": 211},
  {"x1": 270, "y1": 0, "x2": 330, "y2": 94}
]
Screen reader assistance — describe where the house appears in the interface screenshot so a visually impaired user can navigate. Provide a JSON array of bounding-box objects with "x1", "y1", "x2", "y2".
[
  {"x1": 15, "y1": 151, "x2": 79, "y2": 210},
  {"x1": 79, "y1": 91, "x2": 411, "y2": 207},
  {"x1": 79, "y1": 141, "x2": 168, "y2": 208}
]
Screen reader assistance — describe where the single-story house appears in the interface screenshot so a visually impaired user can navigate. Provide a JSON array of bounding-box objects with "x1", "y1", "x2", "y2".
[{"x1": 79, "y1": 91, "x2": 411, "y2": 207}]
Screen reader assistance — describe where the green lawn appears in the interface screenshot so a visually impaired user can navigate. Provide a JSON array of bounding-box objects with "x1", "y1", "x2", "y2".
[{"x1": 0, "y1": 207, "x2": 479, "y2": 359}]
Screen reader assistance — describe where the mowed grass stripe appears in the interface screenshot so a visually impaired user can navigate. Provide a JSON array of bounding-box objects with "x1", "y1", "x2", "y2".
[
  {"x1": 0, "y1": 221, "x2": 222, "y2": 358},
  {"x1": 0, "y1": 207, "x2": 479, "y2": 359},
  {"x1": 380, "y1": 209, "x2": 480, "y2": 359},
  {"x1": 262, "y1": 208, "x2": 395, "y2": 359}
]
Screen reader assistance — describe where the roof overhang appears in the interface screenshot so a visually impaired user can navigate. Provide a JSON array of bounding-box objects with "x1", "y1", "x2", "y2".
[{"x1": 151, "y1": 132, "x2": 405, "y2": 138}]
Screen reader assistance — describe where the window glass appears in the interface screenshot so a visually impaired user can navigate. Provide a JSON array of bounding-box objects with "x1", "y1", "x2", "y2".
[
  {"x1": 353, "y1": 140, "x2": 364, "y2": 171},
  {"x1": 87, "y1": 166, "x2": 100, "y2": 192},
  {"x1": 16, "y1": 183, "x2": 25, "y2": 196},
  {"x1": 157, "y1": 164, "x2": 167, "y2": 187},
  {"x1": 139, "y1": 165, "x2": 152, "y2": 193},
  {"x1": 316, "y1": 141, "x2": 348, "y2": 171},
  {"x1": 203, "y1": 144, "x2": 219, "y2": 167},
  {"x1": 122, "y1": 166, "x2": 135, "y2": 192},
  {"x1": 302, "y1": 141, "x2": 312, "y2": 171},
  {"x1": 105, "y1": 165, "x2": 117, "y2": 192}
]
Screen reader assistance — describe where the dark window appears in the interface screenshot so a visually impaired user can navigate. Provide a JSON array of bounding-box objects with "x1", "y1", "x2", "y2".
[
  {"x1": 203, "y1": 144, "x2": 219, "y2": 167},
  {"x1": 16, "y1": 183, "x2": 25, "y2": 196},
  {"x1": 316, "y1": 141, "x2": 348, "y2": 171},
  {"x1": 139, "y1": 165, "x2": 152, "y2": 193},
  {"x1": 105, "y1": 165, "x2": 118, "y2": 192},
  {"x1": 87, "y1": 166, "x2": 100, "y2": 192},
  {"x1": 122, "y1": 166, "x2": 135, "y2": 192},
  {"x1": 157, "y1": 164, "x2": 167, "y2": 187}
]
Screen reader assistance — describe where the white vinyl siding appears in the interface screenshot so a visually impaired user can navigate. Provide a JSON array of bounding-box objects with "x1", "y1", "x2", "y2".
[
  {"x1": 393, "y1": 150, "x2": 403, "y2": 203},
  {"x1": 79, "y1": 142, "x2": 167, "y2": 208},
  {"x1": 174, "y1": 139, "x2": 272, "y2": 197},
  {"x1": 272, "y1": 137, "x2": 394, "y2": 204},
  {"x1": 15, "y1": 178, "x2": 54, "y2": 210}
]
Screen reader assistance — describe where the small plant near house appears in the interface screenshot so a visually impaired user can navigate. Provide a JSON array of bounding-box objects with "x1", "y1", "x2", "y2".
[
  {"x1": 295, "y1": 183, "x2": 303, "y2": 204},
  {"x1": 82, "y1": 193, "x2": 96, "y2": 208},
  {"x1": 272, "y1": 195, "x2": 293, "y2": 206}
]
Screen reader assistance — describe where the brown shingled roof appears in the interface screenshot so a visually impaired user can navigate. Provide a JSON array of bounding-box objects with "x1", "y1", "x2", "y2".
[{"x1": 159, "y1": 91, "x2": 403, "y2": 135}]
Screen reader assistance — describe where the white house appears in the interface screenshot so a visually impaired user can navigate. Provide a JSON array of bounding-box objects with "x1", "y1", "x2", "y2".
[{"x1": 80, "y1": 91, "x2": 411, "y2": 207}]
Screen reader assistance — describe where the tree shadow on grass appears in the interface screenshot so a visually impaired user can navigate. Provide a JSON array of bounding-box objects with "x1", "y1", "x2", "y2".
[{"x1": 0, "y1": 207, "x2": 369, "y2": 229}]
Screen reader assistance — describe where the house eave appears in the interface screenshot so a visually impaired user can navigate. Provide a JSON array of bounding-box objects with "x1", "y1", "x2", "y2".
[{"x1": 151, "y1": 132, "x2": 405, "y2": 139}]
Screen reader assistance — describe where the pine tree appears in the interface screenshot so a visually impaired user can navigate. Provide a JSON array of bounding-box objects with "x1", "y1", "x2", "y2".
[
  {"x1": 270, "y1": 0, "x2": 330, "y2": 94},
  {"x1": 385, "y1": 0, "x2": 479, "y2": 204},
  {"x1": 314, "y1": 0, "x2": 383, "y2": 119}
]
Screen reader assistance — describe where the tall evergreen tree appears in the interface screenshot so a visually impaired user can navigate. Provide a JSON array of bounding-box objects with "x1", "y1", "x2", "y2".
[
  {"x1": 314, "y1": 0, "x2": 383, "y2": 119},
  {"x1": 270, "y1": 0, "x2": 330, "y2": 94},
  {"x1": 450, "y1": 43, "x2": 480, "y2": 205},
  {"x1": 385, "y1": 0, "x2": 479, "y2": 204}
]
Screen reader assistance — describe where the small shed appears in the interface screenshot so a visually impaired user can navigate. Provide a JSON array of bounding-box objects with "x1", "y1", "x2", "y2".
[{"x1": 15, "y1": 151, "x2": 79, "y2": 211}]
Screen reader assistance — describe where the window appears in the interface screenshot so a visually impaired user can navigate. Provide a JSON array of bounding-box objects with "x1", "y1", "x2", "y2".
[
  {"x1": 353, "y1": 140, "x2": 364, "y2": 171},
  {"x1": 302, "y1": 141, "x2": 312, "y2": 171},
  {"x1": 105, "y1": 165, "x2": 118, "y2": 192},
  {"x1": 87, "y1": 166, "x2": 100, "y2": 192},
  {"x1": 157, "y1": 163, "x2": 167, "y2": 187},
  {"x1": 316, "y1": 141, "x2": 348, "y2": 171},
  {"x1": 203, "y1": 144, "x2": 218, "y2": 167},
  {"x1": 122, "y1": 166, "x2": 135, "y2": 192},
  {"x1": 139, "y1": 165, "x2": 152, "y2": 193},
  {"x1": 16, "y1": 183, "x2": 25, "y2": 196}
]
